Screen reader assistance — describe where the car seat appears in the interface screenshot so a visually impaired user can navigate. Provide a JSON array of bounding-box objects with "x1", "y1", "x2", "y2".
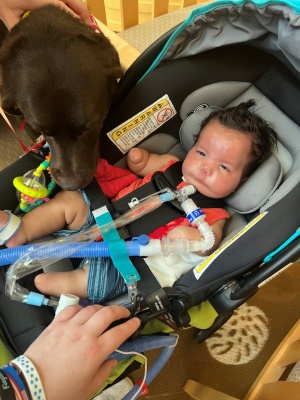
[{"x1": 94, "y1": 0, "x2": 300, "y2": 338}]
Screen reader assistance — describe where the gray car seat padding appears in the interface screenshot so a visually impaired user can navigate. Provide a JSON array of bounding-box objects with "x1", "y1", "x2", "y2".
[{"x1": 155, "y1": 3, "x2": 300, "y2": 79}]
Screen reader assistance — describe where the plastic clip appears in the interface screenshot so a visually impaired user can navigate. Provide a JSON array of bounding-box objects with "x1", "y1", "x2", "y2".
[
  {"x1": 128, "y1": 197, "x2": 139, "y2": 208},
  {"x1": 127, "y1": 281, "x2": 141, "y2": 316}
]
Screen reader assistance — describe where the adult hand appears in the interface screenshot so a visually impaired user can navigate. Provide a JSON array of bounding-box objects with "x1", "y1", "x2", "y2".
[
  {"x1": 0, "y1": 0, "x2": 91, "y2": 30},
  {"x1": 24, "y1": 304, "x2": 140, "y2": 400}
]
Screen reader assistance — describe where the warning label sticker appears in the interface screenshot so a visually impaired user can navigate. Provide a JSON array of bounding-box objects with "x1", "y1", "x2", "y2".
[{"x1": 106, "y1": 94, "x2": 177, "y2": 154}]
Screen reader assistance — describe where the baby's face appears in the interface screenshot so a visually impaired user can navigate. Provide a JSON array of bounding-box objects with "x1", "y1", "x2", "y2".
[{"x1": 182, "y1": 119, "x2": 252, "y2": 198}]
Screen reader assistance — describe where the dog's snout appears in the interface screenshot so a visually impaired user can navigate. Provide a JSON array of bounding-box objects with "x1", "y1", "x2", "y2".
[
  {"x1": 51, "y1": 167, "x2": 94, "y2": 190},
  {"x1": 51, "y1": 167, "x2": 62, "y2": 179},
  {"x1": 52, "y1": 168, "x2": 86, "y2": 177},
  {"x1": 78, "y1": 169, "x2": 90, "y2": 177}
]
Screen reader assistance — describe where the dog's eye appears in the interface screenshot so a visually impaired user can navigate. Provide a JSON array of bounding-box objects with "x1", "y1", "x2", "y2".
[{"x1": 77, "y1": 130, "x2": 90, "y2": 138}]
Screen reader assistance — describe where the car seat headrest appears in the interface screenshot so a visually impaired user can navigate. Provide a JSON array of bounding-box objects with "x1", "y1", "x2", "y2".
[
  {"x1": 225, "y1": 154, "x2": 282, "y2": 213},
  {"x1": 179, "y1": 107, "x2": 282, "y2": 214},
  {"x1": 179, "y1": 106, "x2": 221, "y2": 153}
]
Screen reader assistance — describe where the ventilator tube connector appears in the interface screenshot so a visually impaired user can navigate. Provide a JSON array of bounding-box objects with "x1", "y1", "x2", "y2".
[{"x1": 180, "y1": 198, "x2": 215, "y2": 252}]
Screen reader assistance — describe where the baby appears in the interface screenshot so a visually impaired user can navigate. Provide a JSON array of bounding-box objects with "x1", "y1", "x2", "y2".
[{"x1": 0, "y1": 100, "x2": 278, "y2": 303}]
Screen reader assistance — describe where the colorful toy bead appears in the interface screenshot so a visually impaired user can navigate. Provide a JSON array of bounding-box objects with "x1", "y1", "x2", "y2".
[{"x1": 13, "y1": 155, "x2": 56, "y2": 213}]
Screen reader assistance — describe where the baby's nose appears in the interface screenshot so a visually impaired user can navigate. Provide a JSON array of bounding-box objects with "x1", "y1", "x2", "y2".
[{"x1": 201, "y1": 160, "x2": 213, "y2": 175}]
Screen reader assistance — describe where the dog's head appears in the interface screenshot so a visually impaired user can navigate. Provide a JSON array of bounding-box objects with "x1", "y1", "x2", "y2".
[{"x1": 0, "y1": 5, "x2": 123, "y2": 190}]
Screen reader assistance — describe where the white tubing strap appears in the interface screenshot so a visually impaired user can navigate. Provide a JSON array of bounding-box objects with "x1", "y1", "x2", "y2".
[{"x1": 0, "y1": 210, "x2": 22, "y2": 245}]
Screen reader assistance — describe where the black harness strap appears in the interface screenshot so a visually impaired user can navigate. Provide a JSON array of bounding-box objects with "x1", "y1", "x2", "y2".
[
  {"x1": 131, "y1": 257, "x2": 180, "y2": 328},
  {"x1": 131, "y1": 257, "x2": 170, "y2": 311},
  {"x1": 84, "y1": 178, "x2": 118, "y2": 216}
]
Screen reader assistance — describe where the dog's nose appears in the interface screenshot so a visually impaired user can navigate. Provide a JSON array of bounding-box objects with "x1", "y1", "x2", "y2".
[{"x1": 51, "y1": 168, "x2": 94, "y2": 191}]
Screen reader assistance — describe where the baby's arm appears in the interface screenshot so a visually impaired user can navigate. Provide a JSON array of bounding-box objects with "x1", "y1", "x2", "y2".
[
  {"x1": 167, "y1": 219, "x2": 226, "y2": 256},
  {"x1": 2, "y1": 191, "x2": 88, "y2": 247},
  {"x1": 127, "y1": 148, "x2": 180, "y2": 177}
]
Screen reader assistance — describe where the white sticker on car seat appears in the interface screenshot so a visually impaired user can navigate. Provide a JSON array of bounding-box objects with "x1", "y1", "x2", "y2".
[
  {"x1": 106, "y1": 94, "x2": 177, "y2": 154},
  {"x1": 193, "y1": 212, "x2": 267, "y2": 280}
]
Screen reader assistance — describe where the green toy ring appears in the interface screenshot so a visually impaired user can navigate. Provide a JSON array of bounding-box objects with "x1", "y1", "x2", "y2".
[{"x1": 13, "y1": 176, "x2": 48, "y2": 199}]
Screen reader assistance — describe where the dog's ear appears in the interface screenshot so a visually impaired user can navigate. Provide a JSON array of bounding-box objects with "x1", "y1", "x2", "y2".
[
  {"x1": 1, "y1": 103, "x2": 23, "y2": 117},
  {"x1": 0, "y1": 83, "x2": 23, "y2": 117},
  {"x1": 0, "y1": 91, "x2": 22, "y2": 116},
  {"x1": 110, "y1": 66, "x2": 124, "y2": 80},
  {"x1": 0, "y1": 36, "x2": 24, "y2": 116}
]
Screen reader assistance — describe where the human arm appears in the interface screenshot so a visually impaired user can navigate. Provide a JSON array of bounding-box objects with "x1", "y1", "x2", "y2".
[
  {"x1": 127, "y1": 148, "x2": 180, "y2": 177},
  {"x1": 0, "y1": 0, "x2": 91, "y2": 30},
  {"x1": 166, "y1": 218, "x2": 226, "y2": 256},
  {"x1": 20, "y1": 305, "x2": 140, "y2": 400}
]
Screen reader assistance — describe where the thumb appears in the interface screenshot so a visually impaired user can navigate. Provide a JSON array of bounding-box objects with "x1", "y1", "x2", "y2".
[
  {"x1": 2, "y1": 12, "x2": 21, "y2": 30},
  {"x1": 90, "y1": 359, "x2": 118, "y2": 393}
]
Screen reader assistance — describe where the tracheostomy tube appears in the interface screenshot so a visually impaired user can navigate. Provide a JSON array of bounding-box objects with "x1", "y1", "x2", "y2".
[{"x1": 176, "y1": 185, "x2": 215, "y2": 252}]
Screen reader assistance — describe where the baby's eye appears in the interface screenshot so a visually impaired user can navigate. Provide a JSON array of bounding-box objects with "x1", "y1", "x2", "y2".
[
  {"x1": 198, "y1": 151, "x2": 206, "y2": 156},
  {"x1": 220, "y1": 164, "x2": 230, "y2": 172}
]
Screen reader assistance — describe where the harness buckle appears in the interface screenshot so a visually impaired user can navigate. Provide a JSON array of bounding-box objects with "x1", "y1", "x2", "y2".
[{"x1": 127, "y1": 281, "x2": 141, "y2": 315}]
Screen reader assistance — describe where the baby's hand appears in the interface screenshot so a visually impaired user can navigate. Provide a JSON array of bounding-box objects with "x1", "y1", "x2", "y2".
[
  {"x1": 127, "y1": 148, "x2": 150, "y2": 175},
  {"x1": 167, "y1": 225, "x2": 201, "y2": 241}
]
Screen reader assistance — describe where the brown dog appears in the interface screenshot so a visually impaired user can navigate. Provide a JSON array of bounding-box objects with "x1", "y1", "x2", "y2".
[{"x1": 0, "y1": 5, "x2": 123, "y2": 190}]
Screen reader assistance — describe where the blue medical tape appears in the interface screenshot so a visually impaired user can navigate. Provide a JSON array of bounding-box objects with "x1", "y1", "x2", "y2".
[{"x1": 93, "y1": 207, "x2": 140, "y2": 284}]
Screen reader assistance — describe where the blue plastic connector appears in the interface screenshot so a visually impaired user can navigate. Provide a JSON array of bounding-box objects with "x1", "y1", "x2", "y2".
[
  {"x1": 132, "y1": 234, "x2": 150, "y2": 246},
  {"x1": 26, "y1": 292, "x2": 49, "y2": 307},
  {"x1": 159, "y1": 192, "x2": 174, "y2": 203}
]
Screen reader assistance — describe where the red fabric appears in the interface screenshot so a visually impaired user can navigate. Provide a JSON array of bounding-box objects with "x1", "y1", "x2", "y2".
[
  {"x1": 94, "y1": 158, "x2": 137, "y2": 199},
  {"x1": 115, "y1": 159, "x2": 177, "y2": 200}
]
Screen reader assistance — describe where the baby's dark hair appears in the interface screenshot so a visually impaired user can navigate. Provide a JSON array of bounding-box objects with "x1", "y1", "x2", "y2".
[{"x1": 194, "y1": 99, "x2": 278, "y2": 179}]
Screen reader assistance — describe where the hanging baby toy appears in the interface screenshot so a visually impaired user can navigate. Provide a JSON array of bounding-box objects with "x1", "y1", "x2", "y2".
[{"x1": 13, "y1": 155, "x2": 56, "y2": 213}]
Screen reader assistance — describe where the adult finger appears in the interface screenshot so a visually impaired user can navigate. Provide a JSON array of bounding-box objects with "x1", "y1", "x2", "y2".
[
  {"x1": 67, "y1": 304, "x2": 105, "y2": 325},
  {"x1": 2, "y1": 11, "x2": 21, "y2": 30},
  {"x1": 61, "y1": 0, "x2": 91, "y2": 25},
  {"x1": 24, "y1": 1, "x2": 90, "y2": 26},
  {"x1": 85, "y1": 305, "x2": 132, "y2": 335},
  {"x1": 88, "y1": 359, "x2": 119, "y2": 396},
  {"x1": 54, "y1": 304, "x2": 84, "y2": 322},
  {"x1": 97, "y1": 317, "x2": 141, "y2": 356}
]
